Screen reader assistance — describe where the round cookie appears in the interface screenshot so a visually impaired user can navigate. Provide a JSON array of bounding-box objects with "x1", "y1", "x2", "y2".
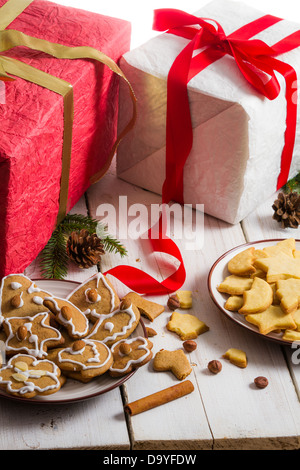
[
  {"x1": 66, "y1": 273, "x2": 120, "y2": 323},
  {"x1": 55, "y1": 339, "x2": 113, "y2": 382},
  {"x1": 2, "y1": 312, "x2": 64, "y2": 358},
  {"x1": 109, "y1": 337, "x2": 153, "y2": 377},
  {"x1": 86, "y1": 299, "x2": 140, "y2": 347},
  {"x1": 0, "y1": 354, "x2": 64, "y2": 398}
]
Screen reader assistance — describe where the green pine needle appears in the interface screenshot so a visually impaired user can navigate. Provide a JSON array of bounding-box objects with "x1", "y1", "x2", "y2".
[
  {"x1": 39, "y1": 213, "x2": 127, "y2": 279},
  {"x1": 282, "y1": 172, "x2": 300, "y2": 194},
  {"x1": 39, "y1": 228, "x2": 69, "y2": 280}
]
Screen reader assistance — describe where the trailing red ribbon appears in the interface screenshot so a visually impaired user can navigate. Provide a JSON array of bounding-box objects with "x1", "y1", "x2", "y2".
[{"x1": 153, "y1": 8, "x2": 300, "y2": 205}]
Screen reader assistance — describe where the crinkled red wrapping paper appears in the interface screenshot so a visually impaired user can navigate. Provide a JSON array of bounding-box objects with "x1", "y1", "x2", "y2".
[{"x1": 0, "y1": 0, "x2": 131, "y2": 277}]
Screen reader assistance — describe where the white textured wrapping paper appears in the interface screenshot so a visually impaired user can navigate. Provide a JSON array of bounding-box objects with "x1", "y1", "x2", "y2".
[{"x1": 117, "y1": 0, "x2": 300, "y2": 224}]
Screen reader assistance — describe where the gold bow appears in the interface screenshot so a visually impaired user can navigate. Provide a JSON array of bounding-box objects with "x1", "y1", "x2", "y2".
[{"x1": 0, "y1": 0, "x2": 137, "y2": 224}]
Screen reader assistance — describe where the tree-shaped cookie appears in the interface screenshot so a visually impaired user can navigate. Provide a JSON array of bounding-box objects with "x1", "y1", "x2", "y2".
[{"x1": 66, "y1": 273, "x2": 120, "y2": 323}]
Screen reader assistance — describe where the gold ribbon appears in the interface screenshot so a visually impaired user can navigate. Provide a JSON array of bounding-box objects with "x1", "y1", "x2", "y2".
[{"x1": 0, "y1": 0, "x2": 137, "y2": 224}]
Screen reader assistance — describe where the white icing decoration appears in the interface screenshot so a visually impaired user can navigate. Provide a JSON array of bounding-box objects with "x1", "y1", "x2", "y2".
[
  {"x1": 32, "y1": 296, "x2": 44, "y2": 305},
  {"x1": 44, "y1": 297, "x2": 60, "y2": 312},
  {"x1": 0, "y1": 354, "x2": 61, "y2": 395},
  {"x1": 15, "y1": 292, "x2": 24, "y2": 309},
  {"x1": 27, "y1": 282, "x2": 41, "y2": 294},
  {"x1": 57, "y1": 339, "x2": 112, "y2": 370},
  {"x1": 109, "y1": 337, "x2": 151, "y2": 373},
  {"x1": 104, "y1": 322, "x2": 114, "y2": 333},
  {"x1": 84, "y1": 288, "x2": 101, "y2": 304},
  {"x1": 10, "y1": 282, "x2": 22, "y2": 290},
  {"x1": 4, "y1": 313, "x2": 62, "y2": 358}
]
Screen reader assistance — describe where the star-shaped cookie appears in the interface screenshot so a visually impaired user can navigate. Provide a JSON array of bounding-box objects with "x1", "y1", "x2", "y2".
[{"x1": 245, "y1": 305, "x2": 297, "y2": 335}]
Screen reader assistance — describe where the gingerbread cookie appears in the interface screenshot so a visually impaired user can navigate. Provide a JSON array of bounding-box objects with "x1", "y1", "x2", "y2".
[
  {"x1": 55, "y1": 339, "x2": 113, "y2": 382},
  {"x1": 66, "y1": 273, "x2": 120, "y2": 323},
  {"x1": 0, "y1": 354, "x2": 64, "y2": 398},
  {"x1": 122, "y1": 292, "x2": 164, "y2": 321},
  {"x1": 153, "y1": 349, "x2": 192, "y2": 380},
  {"x1": 43, "y1": 297, "x2": 89, "y2": 339},
  {"x1": 109, "y1": 337, "x2": 153, "y2": 377},
  {"x1": 3, "y1": 312, "x2": 64, "y2": 358},
  {"x1": 0, "y1": 274, "x2": 54, "y2": 323},
  {"x1": 86, "y1": 299, "x2": 140, "y2": 347}
]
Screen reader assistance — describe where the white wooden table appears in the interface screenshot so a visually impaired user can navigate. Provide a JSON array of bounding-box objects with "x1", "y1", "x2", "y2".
[{"x1": 1, "y1": 159, "x2": 300, "y2": 451}]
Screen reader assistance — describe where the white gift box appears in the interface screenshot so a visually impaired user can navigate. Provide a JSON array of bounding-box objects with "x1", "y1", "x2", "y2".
[{"x1": 116, "y1": 0, "x2": 300, "y2": 224}]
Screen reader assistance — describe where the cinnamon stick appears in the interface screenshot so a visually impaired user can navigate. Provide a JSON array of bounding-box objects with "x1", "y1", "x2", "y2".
[{"x1": 124, "y1": 380, "x2": 194, "y2": 416}]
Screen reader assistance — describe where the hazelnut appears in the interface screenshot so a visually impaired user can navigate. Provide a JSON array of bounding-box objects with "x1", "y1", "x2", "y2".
[
  {"x1": 167, "y1": 295, "x2": 180, "y2": 311},
  {"x1": 207, "y1": 360, "x2": 222, "y2": 374},
  {"x1": 17, "y1": 325, "x2": 27, "y2": 341},
  {"x1": 146, "y1": 327, "x2": 157, "y2": 337},
  {"x1": 183, "y1": 340, "x2": 197, "y2": 353},
  {"x1": 72, "y1": 340, "x2": 85, "y2": 351},
  {"x1": 254, "y1": 376, "x2": 268, "y2": 389},
  {"x1": 87, "y1": 289, "x2": 99, "y2": 303},
  {"x1": 61, "y1": 305, "x2": 72, "y2": 321}
]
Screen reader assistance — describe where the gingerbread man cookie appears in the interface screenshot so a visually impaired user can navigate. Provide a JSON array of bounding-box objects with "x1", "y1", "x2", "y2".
[
  {"x1": 66, "y1": 273, "x2": 120, "y2": 323},
  {"x1": 0, "y1": 354, "x2": 64, "y2": 398},
  {"x1": 109, "y1": 337, "x2": 153, "y2": 377},
  {"x1": 55, "y1": 339, "x2": 113, "y2": 383},
  {"x1": 0, "y1": 274, "x2": 54, "y2": 323},
  {"x1": 3, "y1": 312, "x2": 64, "y2": 358},
  {"x1": 43, "y1": 297, "x2": 89, "y2": 339},
  {"x1": 86, "y1": 299, "x2": 140, "y2": 347}
]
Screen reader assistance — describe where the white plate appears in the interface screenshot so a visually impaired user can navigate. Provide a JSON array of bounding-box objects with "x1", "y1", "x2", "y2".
[
  {"x1": 208, "y1": 239, "x2": 300, "y2": 346},
  {"x1": 0, "y1": 278, "x2": 146, "y2": 404}
]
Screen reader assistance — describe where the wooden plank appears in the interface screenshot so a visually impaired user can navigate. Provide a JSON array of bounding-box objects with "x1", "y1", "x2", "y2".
[{"x1": 0, "y1": 196, "x2": 130, "y2": 450}]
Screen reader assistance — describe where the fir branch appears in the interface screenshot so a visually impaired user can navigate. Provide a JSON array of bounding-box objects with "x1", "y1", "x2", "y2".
[
  {"x1": 101, "y1": 234, "x2": 128, "y2": 258},
  {"x1": 39, "y1": 228, "x2": 69, "y2": 280},
  {"x1": 283, "y1": 172, "x2": 300, "y2": 194},
  {"x1": 59, "y1": 213, "x2": 99, "y2": 234}
]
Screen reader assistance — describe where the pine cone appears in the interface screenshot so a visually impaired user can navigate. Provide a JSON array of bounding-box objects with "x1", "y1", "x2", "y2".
[
  {"x1": 272, "y1": 192, "x2": 300, "y2": 228},
  {"x1": 66, "y1": 229, "x2": 105, "y2": 268}
]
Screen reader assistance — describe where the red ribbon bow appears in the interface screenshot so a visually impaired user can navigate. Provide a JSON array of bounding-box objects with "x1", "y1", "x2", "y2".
[{"x1": 153, "y1": 8, "x2": 300, "y2": 203}]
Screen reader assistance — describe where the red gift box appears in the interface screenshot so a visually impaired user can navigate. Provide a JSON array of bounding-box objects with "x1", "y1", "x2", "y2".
[{"x1": 0, "y1": 0, "x2": 131, "y2": 277}]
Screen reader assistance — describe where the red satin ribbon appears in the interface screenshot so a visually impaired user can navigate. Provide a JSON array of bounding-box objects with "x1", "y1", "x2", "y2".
[{"x1": 153, "y1": 8, "x2": 300, "y2": 205}]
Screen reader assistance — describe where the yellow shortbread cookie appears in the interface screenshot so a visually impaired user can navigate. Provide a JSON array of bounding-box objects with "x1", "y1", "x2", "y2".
[
  {"x1": 275, "y1": 278, "x2": 300, "y2": 314},
  {"x1": 223, "y1": 348, "x2": 247, "y2": 368},
  {"x1": 224, "y1": 295, "x2": 244, "y2": 312},
  {"x1": 227, "y1": 247, "x2": 256, "y2": 276},
  {"x1": 245, "y1": 305, "x2": 297, "y2": 335},
  {"x1": 282, "y1": 329, "x2": 300, "y2": 342},
  {"x1": 254, "y1": 253, "x2": 300, "y2": 283},
  {"x1": 293, "y1": 308, "x2": 300, "y2": 330},
  {"x1": 167, "y1": 311, "x2": 209, "y2": 340},
  {"x1": 217, "y1": 275, "x2": 253, "y2": 295},
  {"x1": 175, "y1": 290, "x2": 193, "y2": 309},
  {"x1": 238, "y1": 277, "x2": 273, "y2": 314},
  {"x1": 262, "y1": 238, "x2": 295, "y2": 258}
]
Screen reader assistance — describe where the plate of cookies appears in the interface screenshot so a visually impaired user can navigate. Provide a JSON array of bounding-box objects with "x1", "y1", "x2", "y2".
[
  {"x1": 0, "y1": 273, "x2": 155, "y2": 403},
  {"x1": 208, "y1": 238, "x2": 300, "y2": 346}
]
